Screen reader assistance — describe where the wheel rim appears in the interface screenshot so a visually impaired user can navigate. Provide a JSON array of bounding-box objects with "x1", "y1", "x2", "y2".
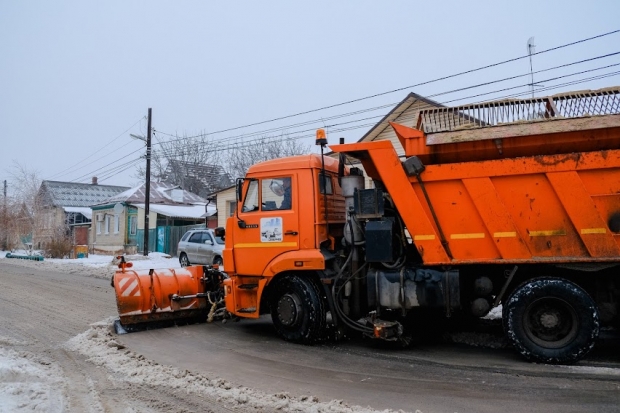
[
  {"x1": 523, "y1": 297, "x2": 579, "y2": 349},
  {"x1": 180, "y1": 255, "x2": 189, "y2": 267},
  {"x1": 276, "y1": 293, "x2": 303, "y2": 327}
]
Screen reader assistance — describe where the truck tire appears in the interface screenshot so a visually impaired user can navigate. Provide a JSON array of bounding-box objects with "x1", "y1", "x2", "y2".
[
  {"x1": 503, "y1": 278, "x2": 599, "y2": 364},
  {"x1": 270, "y1": 275, "x2": 326, "y2": 344}
]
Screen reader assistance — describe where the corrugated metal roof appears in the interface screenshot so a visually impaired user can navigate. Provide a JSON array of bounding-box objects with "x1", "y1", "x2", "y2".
[
  {"x1": 39, "y1": 181, "x2": 130, "y2": 208},
  {"x1": 98, "y1": 181, "x2": 207, "y2": 206}
]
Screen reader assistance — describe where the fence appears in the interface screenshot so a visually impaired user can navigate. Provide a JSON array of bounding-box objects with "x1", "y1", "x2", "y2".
[
  {"x1": 417, "y1": 87, "x2": 620, "y2": 134},
  {"x1": 136, "y1": 223, "x2": 206, "y2": 257}
]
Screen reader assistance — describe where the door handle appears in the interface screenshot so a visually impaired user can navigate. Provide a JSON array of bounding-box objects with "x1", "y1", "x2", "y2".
[{"x1": 284, "y1": 231, "x2": 298, "y2": 236}]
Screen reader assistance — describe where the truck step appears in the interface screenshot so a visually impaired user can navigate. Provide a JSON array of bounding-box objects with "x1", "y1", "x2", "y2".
[
  {"x1": 237, "y1": 307, "x2": 256, "y2": 313},
  {"x1": 238, "y1": 284, "x2": 259, "y2": 290}
]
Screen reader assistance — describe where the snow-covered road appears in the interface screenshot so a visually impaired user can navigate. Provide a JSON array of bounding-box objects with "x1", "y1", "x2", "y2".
[{"x1": 1, "y1": 253, "x2": 619, "y2": 412}]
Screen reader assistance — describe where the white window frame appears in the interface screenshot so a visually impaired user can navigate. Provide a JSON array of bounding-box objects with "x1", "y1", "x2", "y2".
[
  {"x1": 104, "y1": 215, "x2": 110, "y2": 234},
  {"x1": 114, "y1": 214, "x2": 120, "y2": 234},
  {"x1": 96, "y1": 220, "x2": 102, "y2": 235}
]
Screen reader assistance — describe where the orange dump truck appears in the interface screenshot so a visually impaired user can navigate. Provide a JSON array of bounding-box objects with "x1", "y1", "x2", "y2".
[{"x1": 113, "y1": 88, "x2": 620, "y2": 364}]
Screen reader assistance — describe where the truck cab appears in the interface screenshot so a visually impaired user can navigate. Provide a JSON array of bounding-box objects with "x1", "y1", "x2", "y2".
[{"x1": 222, "y1": 154, "x2": 345, "y2": 320}]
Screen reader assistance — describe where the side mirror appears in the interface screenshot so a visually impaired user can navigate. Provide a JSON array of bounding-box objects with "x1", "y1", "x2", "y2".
[
  {"x1": 236, "y1": 178, "x2": 244, "y2": 202},
  {"x1": 214, "y1": 227, "x2": 225, "y2": 237},
  {"x1": 205, "y1": 240, "x2": 214, "y2": 246}
]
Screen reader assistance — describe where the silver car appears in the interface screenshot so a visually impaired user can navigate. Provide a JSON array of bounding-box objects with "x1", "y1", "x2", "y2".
[{"x1": 178, "y1": 229, "x2": 224, "y2": 267}]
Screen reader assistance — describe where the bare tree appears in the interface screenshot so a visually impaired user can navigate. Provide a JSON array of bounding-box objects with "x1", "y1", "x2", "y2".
[
  {"x1": 223, "y1": 134, "x2": 311, "y2": 179},
  {"x1": 3, "y1": 162, "x2": 43, "y2": 251},
  {"x1": 135, "y1": 133, "x2": 232, "y2": 197}
]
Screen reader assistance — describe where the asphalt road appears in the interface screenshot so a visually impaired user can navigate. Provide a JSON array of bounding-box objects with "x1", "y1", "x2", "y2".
[
  {"x1": 121, "y1": 315, "x2": 620, "y2": 413},
  {"x1": 1, "y1": 260, "x2": 619, "y2": 413}
]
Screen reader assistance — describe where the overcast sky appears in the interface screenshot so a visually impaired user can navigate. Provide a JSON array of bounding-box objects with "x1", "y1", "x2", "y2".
[{"x1": 1, "y1": 1, "x2": 619, "y2": 190}]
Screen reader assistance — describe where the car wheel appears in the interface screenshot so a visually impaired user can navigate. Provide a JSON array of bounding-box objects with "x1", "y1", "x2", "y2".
[
  {"x1": 213, "y1": 256, "x2": 223, "y2": 266},
  {"x1": 179, "y1": 253, "x2": 190, "y2": 267}
]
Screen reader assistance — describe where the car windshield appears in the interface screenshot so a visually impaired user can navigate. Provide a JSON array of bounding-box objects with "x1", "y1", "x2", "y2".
[{"x1": 215, "y1": 236, "x2": 225, "y2": 245}]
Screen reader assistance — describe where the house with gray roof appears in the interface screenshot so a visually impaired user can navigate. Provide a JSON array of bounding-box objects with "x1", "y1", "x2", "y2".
[
  {"x1": 36, "y1": 177, "x2": 129, "y2": 249},
  {"x1": 91, "y1": 181, "x2": 215, "y2": 256}
]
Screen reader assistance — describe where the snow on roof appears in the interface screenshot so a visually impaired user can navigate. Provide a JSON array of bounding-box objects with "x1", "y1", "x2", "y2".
[
  {"x1": 63, "y1": 206, "x2": 93, "y2": 220},
  {"x1": 97, "y1": 181, "x2": 206, "y2": 206},
  {"x1": 133, "y1": 203, "x2": 216, "y2": 219}
]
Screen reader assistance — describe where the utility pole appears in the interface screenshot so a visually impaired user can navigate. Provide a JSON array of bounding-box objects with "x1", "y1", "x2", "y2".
[
  {"x1": 143, "y1": 108, "x2": 152, "y2": 256},
  {"x1": 3, "y1": 180, "x2": 7, "y2": 251}
]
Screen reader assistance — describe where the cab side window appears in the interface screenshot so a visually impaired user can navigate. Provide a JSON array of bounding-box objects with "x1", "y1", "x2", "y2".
[
  {"x1": 319, "y1": 172, "x2": 333, "y2": 195},
  {"x1": 263, "y1": 177, "x2": 292, "y2": 210}
]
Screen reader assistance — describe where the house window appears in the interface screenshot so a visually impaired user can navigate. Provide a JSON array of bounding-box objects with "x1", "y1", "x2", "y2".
[
  {"x1": 114, "y1": 214, "x2": 120, "y2": 234},
  {"x1": 104, "y1": 215, "x2": 110, "y2": 234},
  {"x1": 129, "y1": 216, "x2": 137, "y2": 236},
  {"x1": 96, "y1": 220, "x2": 102, "y2": 235},
  {"x1": 228, "y1": 201, "x2": 237, "y2": 217}
]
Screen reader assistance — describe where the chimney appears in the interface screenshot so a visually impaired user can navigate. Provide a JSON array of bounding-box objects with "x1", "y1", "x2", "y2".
[{"x1": 92, "y1": 176, "x2": 98, "y2": 185}]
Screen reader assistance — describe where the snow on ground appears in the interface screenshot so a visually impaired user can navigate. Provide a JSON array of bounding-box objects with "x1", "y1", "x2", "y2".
[
  {"x1": 62, "y1": 319, "x2": 408, "y2": 413},
  {"x1": 0, "y1": 338, "x2": 66, "y2": 412},
  {"x1": 1, "y1": 253, "x2": 406, "y2": 412},
  {"x1": 0, "y1": 251, "x2": 182, "y2": 280}
]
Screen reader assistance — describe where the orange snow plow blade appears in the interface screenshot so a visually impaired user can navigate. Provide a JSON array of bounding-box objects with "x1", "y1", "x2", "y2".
[{"x1": 111, "y1": 258, "x2": 225, "y2": 331}]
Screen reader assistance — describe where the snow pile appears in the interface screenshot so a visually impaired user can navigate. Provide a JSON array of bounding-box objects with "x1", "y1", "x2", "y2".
[
  {"x1": 0, "y1": 252, "x2": 183, "y2": 280},
  {"x1": 0, "y1": 338, "x2": 67, "y2": 412},
  {"x1": 483, "y1": 305, "x2": 502, "y2": 320},
  {"x1": 65, "y1": 319, "x2": 408, "y2": 413}
]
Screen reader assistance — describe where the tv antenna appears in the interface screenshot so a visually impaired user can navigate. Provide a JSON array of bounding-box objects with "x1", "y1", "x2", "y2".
[{"x1": 527, "y1": 37, "x2": 536, "y2": 98}]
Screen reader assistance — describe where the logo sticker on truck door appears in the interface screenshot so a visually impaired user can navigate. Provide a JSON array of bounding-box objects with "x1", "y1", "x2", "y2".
[{"x1": 260, "y1": 217, "x2": 283, "y2": 242}]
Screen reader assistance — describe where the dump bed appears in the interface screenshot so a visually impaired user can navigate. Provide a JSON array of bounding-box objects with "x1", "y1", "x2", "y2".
[
  {"x1": 393, "y1": 88, "x2": 620, "y2": 165},
  {"x1": 331, "y1": 88, "x2": 620, "y2": 265}
]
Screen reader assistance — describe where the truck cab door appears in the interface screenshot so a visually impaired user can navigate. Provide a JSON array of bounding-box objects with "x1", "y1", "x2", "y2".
[{"x1": 232, "y1": 175, "x2": 299, "y2": 276}]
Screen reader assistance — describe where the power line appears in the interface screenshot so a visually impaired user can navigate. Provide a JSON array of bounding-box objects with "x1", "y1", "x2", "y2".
[
  {"x1": 154, "y1": 29, "x2": 620, "y2": 142},
  {"x1": 151, "y1": 62, "x2": 620, "y2": 158},
  {"x1": 154, "y1": 49, "x2": 620, "y2": 149},
  {"x1": 97, "y1": 158, "x2": 144, "y2": 183},
  {"x1": 47, "y1": 116, "x2": 146, "y2": 180},
  {"x1": 70, "y1": 147, "x2": 145, "y2": 183},
  {"x1": 60, "y1": 31, "x2": 620, "y2": 182}
]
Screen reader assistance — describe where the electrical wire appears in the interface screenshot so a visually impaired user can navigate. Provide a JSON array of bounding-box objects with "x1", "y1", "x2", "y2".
[
  {"x1": 60, "y1": 32, "x2": 620, "y2": 181},
  {"x1": 152, "y1": 29, "x2": 620, "y2": 142},
  {"x1": 47, "y1": 116, "x2": 146, "y2": 180},
  {"x1": 97, "y1": 158, "x2": 144, "y2": 183},
  {"x1": 148, "y1": 65, "x2": 620, "y2": 159},
  {"x1": 153, "y1": 53, "x2": 620, "y2": 155},
  {"x1": 70, "y1": 147, "x2": 145, "y2": 183}
]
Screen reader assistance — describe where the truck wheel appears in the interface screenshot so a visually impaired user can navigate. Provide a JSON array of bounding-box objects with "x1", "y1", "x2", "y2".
[
  {"x1": 503, "y1": 278, "x2": 599, "y2": 364},
  {"x1": 270, "y1": 275, "x2": 326, "y2": 344},
  {"x1": 179, "y1": 253, "x2": 190, "y2": 267}
]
